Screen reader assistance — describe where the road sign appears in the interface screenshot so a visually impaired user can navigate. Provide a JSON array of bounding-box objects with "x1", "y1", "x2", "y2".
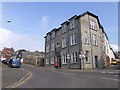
[
  {"x1": 79, "y1": 54, "x2": 85, "y2": 59},
  {"x1": 67, "y1": 54, "x2": 70, "y2": 60}
]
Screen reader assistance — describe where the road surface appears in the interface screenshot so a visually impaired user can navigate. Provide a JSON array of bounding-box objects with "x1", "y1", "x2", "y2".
[{"x1": 14, "y1": 64, "x2": 120, "y2": 88}]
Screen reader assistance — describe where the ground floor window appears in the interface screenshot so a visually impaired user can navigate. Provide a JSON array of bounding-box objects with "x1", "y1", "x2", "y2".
[
  {"x1": 85, "y1": 51, "x2": 89, "y2": 62},
  {"x1": 51, "y1": 57, "x2": 54, "y2": 64},
  {"x1": 62, "y1": 54, "x2": 67, "y2": 64},
  {"x1": 46, "y1": 59, "x2": 49, "y2": 64},
  {"x1": 71, "y1": 52, "x2": 78, "y2": 63}
]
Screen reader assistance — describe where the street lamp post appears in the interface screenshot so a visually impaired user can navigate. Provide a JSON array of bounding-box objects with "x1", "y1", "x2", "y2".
[
  {"x1": 79, "y1": 50, "x2": 86, "y2": 70},
  {"x1": 67, "y1": 54, "x2": 70, "y2": 69}
]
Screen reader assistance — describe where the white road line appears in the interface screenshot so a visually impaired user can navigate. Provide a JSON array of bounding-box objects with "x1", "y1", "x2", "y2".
[
  {"x1": 101, "y1": 77, "x2": 120, "y2": 81},
  {"x1": 6, "y1": 68, "x2": 32, "y2": 88},
  {"x1": 50, "y1": 69, "x2": 120, "y2": 82},
  {"x1": 114, "y1": 75, "x2": 119, "y2": 77}
]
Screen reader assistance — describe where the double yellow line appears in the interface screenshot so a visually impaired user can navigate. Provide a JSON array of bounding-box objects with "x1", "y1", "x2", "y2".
[{"x1": 6, "y1": 68, "x2": 32, "y2": 88}]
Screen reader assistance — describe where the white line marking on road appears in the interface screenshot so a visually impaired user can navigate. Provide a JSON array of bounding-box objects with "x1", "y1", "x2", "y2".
[
  {"x1": 6, "y1": 68, "x2": 32, "y2": 88},
  {"x1": 114, "y1": 75, "x2": 119, "y2": 77},
  {"x1": 101, "y1": 78, "x2": 120, "y2": 81},
  {"x1": 101, "y1": 71, "x2": 116, "y2": 74},
  {"x1": 49, "y1": 68, "x2": 120, "y2": 82}
]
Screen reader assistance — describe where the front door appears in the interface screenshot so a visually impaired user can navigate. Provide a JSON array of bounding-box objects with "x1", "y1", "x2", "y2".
[
  {"x1": 95, "y1": 56, "x2": 98, "y2": 69},
  {"x1": 58, "y1": 57, "x2": 61, "y2": 68}
]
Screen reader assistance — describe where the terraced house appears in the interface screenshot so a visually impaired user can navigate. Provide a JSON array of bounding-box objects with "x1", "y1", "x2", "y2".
[{"x1": 44, "y1": 11, "x2": 115, "y2": 69}]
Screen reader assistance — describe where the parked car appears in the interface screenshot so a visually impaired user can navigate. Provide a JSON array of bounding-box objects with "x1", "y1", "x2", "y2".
[
  {"x1": 2, "y1": 59, "x2": 10, "y2": 65},
  {"x1": 111, "y1": 59, "x2": 117, "y2": 65},
  {"x1": 8, "y1": 58, "x2": 21, "y2": 68},
  {"x1": 116, "y1": 59, "x2": 120, "y2": 65},
  {"x1": 1, "y1": 57, "x2": 6, "y2": 62}
]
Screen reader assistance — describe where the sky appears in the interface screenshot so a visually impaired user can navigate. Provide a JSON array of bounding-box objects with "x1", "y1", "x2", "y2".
[{"x1": 0, "y1": 2, "x2": 119, "y2": 52}]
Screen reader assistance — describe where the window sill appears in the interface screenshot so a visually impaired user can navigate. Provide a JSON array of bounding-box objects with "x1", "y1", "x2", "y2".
[
  {"x1": 85, "y1": 43, "x2": 89, "y2": 45},
  {"x1": 62, "y1": 47, "x2": 67, "y2": 49},
  {"x1": 70, "y1": 27, "x2": 76, "y2": 30},
  {"x1": 90, "y1": 28, "x2": 97, "y2": 31},
  {"x1": 92, "y1": 45, "x2": 98, "y2": 47},
  {"x1": 51, "y1": 50, "x2": 55, "y2": 52},
  {"x1": 62, "y1": 31, "x2": 67, "y2": 34},
  {"x1": 71, "y1": 43, "x2": 77, "y2": 46},
  {"x1": 62, "y1": 63, "x2": 68, "y2": 65},
  {"x1": 71, "y1": 62, "x2": 77, "y2": 64}
]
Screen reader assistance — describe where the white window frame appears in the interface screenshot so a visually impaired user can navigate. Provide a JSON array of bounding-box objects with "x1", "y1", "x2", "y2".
[
  {"x1": 51, "y1": 42, "x2": 55, "y2": 51},
  {"x1": 102, "y1": 42, "x2": 105, "y2": 51},
  {"x1": 62, "y1": 54, "x2": 67, "y2": 64},
  {"x1": 62, "y1": 24, "x2": 67, "y2": 33},
  {"x1": 85, "y1": 51, "x2": 89, "y2": 62},
  {"x1": 85, "y1": 32, "x2": 89, "y2": 44},
  {"x1": 70, "y1": 19, "x2": 75, "y2": 29},
  {"x1": 70, "y1": 21, "x2": 72, "y2": 29},
  {"x1": 51, "y1": 31, "x2": 55, "y2": 38},
  {"x1": 90, "y1": 21, "x2": 92, "y2": 29},
  {"x1": 46, "y1": 59, "x2": 49, "y2": 64},
  {"x1": 51, "y1": 57, "x2": 54, "y2": 64},
  {"x1": 62, "y1": 37, "x2": 67, "y2": 48},
  {"x1": 71, "y1": 33, "x2": 77, "y2": 45},
  {"x1": 72, "y1": 19, "x2": 75, "y2": 28},
  {"x1": 47, "y1": 35, "x2": 50, "y2": 41},
  {"x1": 71, "y1": 52, "x2": 77, "y2": 63},
  {"x1": 92, "y1": 34, "x2": 97, "y2": 46},
  {"x1": 90, "y1": 20, "x2": 96, "y2": 30},
  {"x1": 46, "y1": 45, "x2": 50, "y2": 53}
]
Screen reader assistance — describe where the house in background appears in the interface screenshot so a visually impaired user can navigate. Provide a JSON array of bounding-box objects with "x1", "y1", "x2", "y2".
[
  {"x1": 44, "y1": 11, "x2": 115, "y2": 69},
  {"x1": 2, "y1": 47, "x2": 14, "y2": 60},
  {"x1": 22, "y1": 51, "x2": 45, "y2": 66}
]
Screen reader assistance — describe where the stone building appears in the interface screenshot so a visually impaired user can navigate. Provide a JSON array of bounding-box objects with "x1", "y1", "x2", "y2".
[
  {"x1": 2, "y1": 47, "x2": 14, "y2": 60},
  {"x1": 22, "y1": 51, "x2": 45, "y2": 66},
  {"x1": 44, "y1": 11, "x2": 114, "y2": 69}
]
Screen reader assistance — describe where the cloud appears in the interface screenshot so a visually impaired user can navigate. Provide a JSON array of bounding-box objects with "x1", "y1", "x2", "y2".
[
  {"x1": 40, "y1": 16, "x2": 50, "y2": 32},
  {"x1": 110, "y1": 44, "x2": 120, "y2": 52},
  {"x1": 0, "y1": 28, "x2": 43, "y2": 51}
]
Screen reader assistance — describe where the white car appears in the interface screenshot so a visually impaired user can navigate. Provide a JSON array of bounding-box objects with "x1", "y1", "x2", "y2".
[{"x1": 1, "y1": 58, "x2": 6, "y2": 62}]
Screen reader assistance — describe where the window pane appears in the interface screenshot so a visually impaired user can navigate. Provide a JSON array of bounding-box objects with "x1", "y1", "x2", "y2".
[{"x1": 46, "y1": 59, "x2": 49, "y2": 64}]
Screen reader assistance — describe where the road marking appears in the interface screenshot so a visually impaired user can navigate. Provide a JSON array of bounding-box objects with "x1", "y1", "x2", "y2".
[
  {"x1": 6, "y1": 68, "x2": 32, "y2": 88},
  {"x1": 49, "y1": 68, "x2": 120, "y2": 82},
  {"x1": 114, "y1": 75, "x2": 119, "y2": 77},
  {"x1": 101, "y1": 71, "x2": 116, "y2": 74},
  {"x1": 101, "y1": 77, "x2": 120, "y2": 81},
  {"x1": 62, "y1": 72, "x2": 77, "y2": 76},
  {"x1": 23, "y1": 63, "x2": 36, "y2": 68}
]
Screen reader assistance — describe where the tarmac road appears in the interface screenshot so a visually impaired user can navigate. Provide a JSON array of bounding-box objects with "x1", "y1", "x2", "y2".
[
  {"x1": 16, "y1": 64, "x2": 119, "y2": 88},
  {"x1": 2, "y1": 62, "x2": 30, "y2": 88}
]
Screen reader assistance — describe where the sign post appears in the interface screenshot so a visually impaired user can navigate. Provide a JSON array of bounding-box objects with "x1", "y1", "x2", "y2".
[
  {"x1": 67, "y1": 54, "x2": 70, "y2": 69},
  {"x1": 79, "y1": 50, "x2": 86, "y2": 70}
]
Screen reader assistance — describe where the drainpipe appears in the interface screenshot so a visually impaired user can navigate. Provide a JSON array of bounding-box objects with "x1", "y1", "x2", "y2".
[
  {"x1": 88, "y1": 15, "x2": 94, "y2": 69},
  {"x1": 67, "y1": 27, "x2": 70, "y2": 69},
  {"x1": 79, "y1": 17, "x2": 82, "y2": 70}
]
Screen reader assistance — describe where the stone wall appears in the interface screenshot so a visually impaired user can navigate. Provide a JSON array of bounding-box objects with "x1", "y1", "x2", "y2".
[{"x1": 23, "y1": 56, "x2": 44, "y2": 66}]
